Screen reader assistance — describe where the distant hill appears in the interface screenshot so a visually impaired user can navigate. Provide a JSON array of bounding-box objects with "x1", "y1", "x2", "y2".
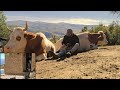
[
  {"x1": 0, "y1": 65, "x2": 4, "y2": 69},
  {"x1": 7, "y1": 20, "x2": 97, "y2": 38}
]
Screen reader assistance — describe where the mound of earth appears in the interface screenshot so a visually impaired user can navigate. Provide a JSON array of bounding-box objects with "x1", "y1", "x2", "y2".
[{"x1": 36, "y1": 45, "x2": 120, "y2": 79}]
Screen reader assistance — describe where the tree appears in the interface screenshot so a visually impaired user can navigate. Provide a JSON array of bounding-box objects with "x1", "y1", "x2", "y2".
[
  {"x1": 89, "y1": 27, "x2": 94, "y2": 33},
  {"x1": 0, "y1": 11, "x2": 10, "y2": 39},
  {"x1": 93, "y1": 23, "x2": 107, "y2": 33},
  {"x1": 82, "y1": 26, "x2": 88, "y2": 32},
  {"x1": 111, "y1": 11, "x2": 120, "y2": 18}
]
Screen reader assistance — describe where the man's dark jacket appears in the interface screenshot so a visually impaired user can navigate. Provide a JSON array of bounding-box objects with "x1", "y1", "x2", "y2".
[{"x1": 62, "y1": 34, "x2": 79, "y2": 47}]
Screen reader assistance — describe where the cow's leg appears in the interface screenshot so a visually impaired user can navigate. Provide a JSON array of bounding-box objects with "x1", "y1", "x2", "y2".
[
  {"x1": 36, "y1": 53, "x2": 47, "y2": 61},
  {"x1": 51, "y1": 45, "x2": 56, "y2": 53},
  {"x1": 90, "y1": 44, "x2": 98, "y2": 49}
]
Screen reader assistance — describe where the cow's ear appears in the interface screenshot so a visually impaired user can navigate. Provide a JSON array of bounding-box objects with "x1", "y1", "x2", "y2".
[
  {"x1": 98, "y1": 34, "x2": 104, "y2": 41},
  {"x1": 24, "y1": 33, "x2": 34, "y2": 40}
]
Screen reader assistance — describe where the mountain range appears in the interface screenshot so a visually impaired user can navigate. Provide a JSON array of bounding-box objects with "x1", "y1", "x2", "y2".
[{"x1": 7, "y1": 20, "x2": 97, "y2": 38}]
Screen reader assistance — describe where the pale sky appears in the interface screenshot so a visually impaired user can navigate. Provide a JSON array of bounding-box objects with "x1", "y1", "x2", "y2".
[
  {"x1": 0, "y1": 53, "x2": 5, "y2": 65},
  {"x1": 4, "y1": 11, "x2": 119, "y2": 25}
]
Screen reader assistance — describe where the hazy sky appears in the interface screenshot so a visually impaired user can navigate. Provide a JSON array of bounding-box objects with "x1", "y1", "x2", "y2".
[
  {"x1": 4, "y1": 11, "x2": 119, "y2": 25},
  {"x1": 0, "y1": 53, "x2": 5, "y2": 65}
]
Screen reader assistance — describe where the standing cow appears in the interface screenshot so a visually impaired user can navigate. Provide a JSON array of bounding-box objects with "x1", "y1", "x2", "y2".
[
  {"x1": 3, "y1": 22, "x2": 56, "y2": 61},
  {"x1": 55, "y1": 31, "x2": 108, "y2": 52}
]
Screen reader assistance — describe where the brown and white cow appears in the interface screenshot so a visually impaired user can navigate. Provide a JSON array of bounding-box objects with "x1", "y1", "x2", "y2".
[
  {"x1": 4, "y1": 22, "x2": 56, "y2": 61},
  {"x1": 55, "y1": 31, "x2": 108, "y2": 52}
]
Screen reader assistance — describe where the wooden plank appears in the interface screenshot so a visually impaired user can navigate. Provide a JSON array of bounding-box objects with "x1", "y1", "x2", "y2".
[
  {"x1": 1, "y1": 75, "x2": 25, "y2": 79},
  {"x1": 4, "y1": 53, "x2": 25, "y2": 75},
  {"x1": 31, "y1": 53, "x2": 36, "y2": 71},
  {"x1": 4, "y1": 53, "x2": 36, "y2": 78}
]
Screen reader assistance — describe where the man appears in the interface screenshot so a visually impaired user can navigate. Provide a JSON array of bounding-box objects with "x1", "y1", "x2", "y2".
[{"x1": 52, "y1": 29, "x2": 80, "y2": 59}]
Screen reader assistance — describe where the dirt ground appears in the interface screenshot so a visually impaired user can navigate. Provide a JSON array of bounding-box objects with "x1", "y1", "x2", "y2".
[{"x1": 36, "y1": 45, "x2": 120, "y2": 79}]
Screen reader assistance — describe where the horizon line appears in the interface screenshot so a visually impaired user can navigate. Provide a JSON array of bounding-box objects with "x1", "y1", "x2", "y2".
[{"x1": 6, "y1": 20, "x2": 104, "y2": 26}]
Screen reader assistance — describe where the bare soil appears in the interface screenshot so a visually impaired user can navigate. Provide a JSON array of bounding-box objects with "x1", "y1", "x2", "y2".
[{"x1": 36, "y1": 45, "x2": 120, "y2": 79}]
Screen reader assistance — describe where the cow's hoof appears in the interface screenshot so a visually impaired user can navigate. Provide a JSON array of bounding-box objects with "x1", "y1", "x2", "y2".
[
  {"x1": 44, "y1": 59, "x2": 48, "y2": 61},
  {"x1": 36, "y1": 59, "x2": 43, "y2": 62}
]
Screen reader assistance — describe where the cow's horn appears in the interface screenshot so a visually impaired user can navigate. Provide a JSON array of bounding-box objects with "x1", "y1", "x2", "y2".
[
  {"x1": 23, "y1": 21, "x2": 28, "y2": 31},
  {"x1": 98, "y1": 31, "x2": 103, "y2": 36}
]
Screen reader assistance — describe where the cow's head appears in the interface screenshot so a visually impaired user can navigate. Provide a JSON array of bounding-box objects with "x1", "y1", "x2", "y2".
[
  {"x1": 97, "y1": 31, "x2": 108, "y2": 45},
  {"x1": 4, "y1": 22, "x2": 29, "y2": 53}
]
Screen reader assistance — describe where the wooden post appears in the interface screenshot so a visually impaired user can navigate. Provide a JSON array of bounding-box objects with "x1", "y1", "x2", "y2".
[
  {"x1": 4, "y1": 53, "x2": 25, "y2": 75},
  {"x1": 31, "y1": 53, "x2": 36, "y2": 71},
  {"x1": 4, "y1": 53, "x2": 36, "y2": 79}
]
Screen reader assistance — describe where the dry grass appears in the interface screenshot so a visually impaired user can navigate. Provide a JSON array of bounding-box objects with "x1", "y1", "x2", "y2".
[{"x1": 36, "y1": 45, "x2": 120, "y2": 79}]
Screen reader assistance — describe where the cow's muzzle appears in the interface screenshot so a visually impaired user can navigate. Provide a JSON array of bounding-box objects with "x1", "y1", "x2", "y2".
[{"x1": 3, "y1": 46, "x2": 11, "y2": 53}]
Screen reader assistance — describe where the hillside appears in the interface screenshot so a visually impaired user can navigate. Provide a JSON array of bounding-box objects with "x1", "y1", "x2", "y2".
[
  {"x1": 36, "y1": 45, "x2": 120, "y2": 79},
  {"x1": 7, "y1": 20, "x2": 97, "y2": 38},
  {"x1": 0, "y1": 65, "x2": 4, "y2": 69}
]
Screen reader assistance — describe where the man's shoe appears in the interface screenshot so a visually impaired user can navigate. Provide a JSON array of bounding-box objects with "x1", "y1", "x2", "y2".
[
  {"x1": 47, "y1": 51, "x2": 59, "y2": 59},
  {"x1": 47, "y1": 51, "x2": 55, "y2": 58},
  {"x1": 53, "y1": 54, "x2": 59, "y2": 59},
  {"x1": 66, "y1": 51, "x2": 71, "y2": 58}
]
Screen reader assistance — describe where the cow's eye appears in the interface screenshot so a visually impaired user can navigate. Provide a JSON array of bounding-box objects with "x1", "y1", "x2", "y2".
[{"x1": 16, "y1": 36, "x2": 21, "y2": 41}]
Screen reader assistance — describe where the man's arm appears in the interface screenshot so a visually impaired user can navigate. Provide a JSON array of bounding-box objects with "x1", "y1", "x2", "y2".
[
  {"x1": 62, "y1": 36, "x2": 67, "y2": 45},
  {"x1": 75, "y1": 35, "x2": 79, "y2": 43}
]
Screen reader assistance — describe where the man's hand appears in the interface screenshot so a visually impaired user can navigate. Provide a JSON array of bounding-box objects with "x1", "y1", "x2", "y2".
[{"x1": 66, "y1": 43, "x2": 71, "y2": 47}]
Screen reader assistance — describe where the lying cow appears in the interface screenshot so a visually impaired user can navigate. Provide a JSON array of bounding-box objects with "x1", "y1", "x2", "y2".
[
  {"x1": 55, "y1": 31, "x2": 108, "y2": 52},
  {"x1": 3, "y1": 22, "x2": 56, "y2": 61}
]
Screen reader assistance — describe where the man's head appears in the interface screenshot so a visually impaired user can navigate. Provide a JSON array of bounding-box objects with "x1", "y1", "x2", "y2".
[{"x1": 66, "y1": 29, "x2": 73, "y2": 36}]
